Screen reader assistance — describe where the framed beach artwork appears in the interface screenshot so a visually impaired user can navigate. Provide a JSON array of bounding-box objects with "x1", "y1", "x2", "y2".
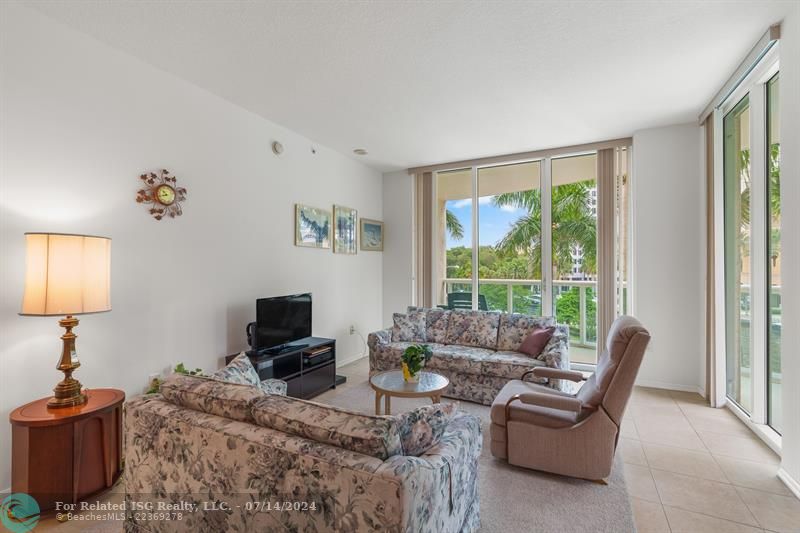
[
  {"x1": 333, "y1": 205, "x2": 357, "y2": 254},
  {"x1": 295, "y1": 204, "x2": 331, "y2": 249},
  {"x1": 360, "y1": 218, "x2": 384, "y2": 251}
]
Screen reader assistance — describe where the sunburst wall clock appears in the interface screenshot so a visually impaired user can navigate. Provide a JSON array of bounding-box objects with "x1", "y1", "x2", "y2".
[{"x1": 136, "y1": 169, "x2": 187, "y2": 220}]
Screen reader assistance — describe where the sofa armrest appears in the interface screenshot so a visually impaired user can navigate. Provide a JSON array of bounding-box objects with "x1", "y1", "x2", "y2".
[
  {"x1": 375, "y1": 411, "x2": 482, "y2": 533},
  {"x1": 369, "y1": 327, "x2": 394, "y2": 373},
  {"x1": 368, "y1": 327, "x2": 392, "y2": 350},
  {"x1": 527, "y1": 367, "x2": 586, "y2": 382},
  {"x1": 538, "y1": 324, "x2": 570, "y2": 370},
  {"x1": 510, "y1": 391, "x2": 582, "y2": 413}
]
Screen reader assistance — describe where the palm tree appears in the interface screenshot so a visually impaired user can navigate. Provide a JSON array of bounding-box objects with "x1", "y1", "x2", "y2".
[
  {"x1": 446, "y1": 209, "x2": 464, "y2": 240},
  {"x1": 492, "y1": 182, "x2": 596, "y2": 278}
]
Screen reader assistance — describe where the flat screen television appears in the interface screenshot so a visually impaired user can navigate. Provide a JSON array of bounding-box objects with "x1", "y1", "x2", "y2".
[{"x1": 254, "y1": 293, "x2": 312, "y2": 352}]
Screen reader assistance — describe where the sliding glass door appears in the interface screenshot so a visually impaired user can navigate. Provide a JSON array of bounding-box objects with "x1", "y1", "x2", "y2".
[
  {"x1": 719, "y1": 55, "x2": 780, "y2": 434},
  {"x1": 766, "y1": 74, "x2": 781, "y2": 433},
  {"x1": 723, "y1": 95, "x2": 752, "y2": 412}
]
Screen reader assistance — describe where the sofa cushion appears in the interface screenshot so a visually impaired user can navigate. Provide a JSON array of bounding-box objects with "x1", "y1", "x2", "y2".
[
  {"x1": 538, "y1": 324, "x2": 570, "y2": 368},
  {"x1": 212, "y1": 351, "x2": 261, "y2": 387},
  {"x1": 445, "y1": 309, "x2": 501, "y2": 349},
  {"x1": 518, "y1": 326, "x2": 556, "y2": 357},
  {"x1": 408, "y1": 306, "x2": 451, "y2": 344},
  {"x1": 497, "y1": 314, "x2": 557, "y2": 352},
  {"x1": 427, "y1": 344, "x2": 492, "y2": 374},
  {"x1": 482, "y1": 351, "x2": 546, "y2": 379},
  {"x1": 160, "y1": 373, "x2": 264, "y2": 422},
  {"x1": 391, "y1": 310, "x2": 427, "y2": 342},
  {"x1": 251, "y1": 395, "x2": 455, "y2": 459},
  {"x1": 396, "y1": 402, "x2": 456, "y2": 456},
  {"x1": 371, "y1": 341, "x2": 447, "y2": 372},
  {"x1": 252, "y1": 395, "x2": 403, "y2": 459},
  {"x1": 212, "y1": 352, "x2": 288, "y2": 395}
]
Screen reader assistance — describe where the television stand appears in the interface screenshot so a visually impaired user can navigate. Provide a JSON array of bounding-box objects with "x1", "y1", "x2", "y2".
[
  {"x1": 227, "y1": 337, "x2": 344, "y2": 400},
  {"x1": 261, "y1": 342, "x2": 310, "y2": 356}
]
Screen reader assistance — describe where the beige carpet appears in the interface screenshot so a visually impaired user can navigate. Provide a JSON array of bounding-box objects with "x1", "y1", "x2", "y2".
[{"x1": 317, "y1": 370, "x2": 636, "y2": 533}]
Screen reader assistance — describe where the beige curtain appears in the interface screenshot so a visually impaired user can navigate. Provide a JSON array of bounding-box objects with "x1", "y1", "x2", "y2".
[
  {"x1": 414, "y1": 171, "x2": 433, "y2": 308},
  {"x1": 705, "y1": 116, "x2": 716, "y2": 402},
  {"x1": 596, "y1": 149, "x2": 616, "y2": 350}
]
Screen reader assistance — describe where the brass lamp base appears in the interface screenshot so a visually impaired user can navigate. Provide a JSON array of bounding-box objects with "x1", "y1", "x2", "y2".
[{"x1": 47, "y1": 315, "x2": 88, "y2": 409}]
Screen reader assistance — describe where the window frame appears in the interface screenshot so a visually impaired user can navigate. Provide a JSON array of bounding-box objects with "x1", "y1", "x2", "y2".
[{"x1": 714, "y1": 44, "x2": 781, "y2": 451}]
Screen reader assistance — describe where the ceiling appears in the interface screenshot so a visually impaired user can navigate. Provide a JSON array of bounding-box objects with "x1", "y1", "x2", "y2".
[{"x1": 26, "y1": 0, "x2": 793, "y2": 171}]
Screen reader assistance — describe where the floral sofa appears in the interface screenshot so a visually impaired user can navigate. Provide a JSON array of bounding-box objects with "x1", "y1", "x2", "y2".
[
  {"x1": 369, "y1": 307, "x2": 571, "y2": 405},
  {"x1": 124, "y1": 371, "x2": 482, "y2": 533}
]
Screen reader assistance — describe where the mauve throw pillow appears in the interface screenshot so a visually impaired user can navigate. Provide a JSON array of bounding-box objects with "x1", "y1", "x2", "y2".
[{"x1": 518, "y1": 326, "x2": 556, "y2": 357}]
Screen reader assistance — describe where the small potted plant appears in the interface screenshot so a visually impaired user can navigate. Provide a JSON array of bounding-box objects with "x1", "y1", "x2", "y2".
[{"x1": 401, "y1": 344, "x2": 433, "y2": 383}]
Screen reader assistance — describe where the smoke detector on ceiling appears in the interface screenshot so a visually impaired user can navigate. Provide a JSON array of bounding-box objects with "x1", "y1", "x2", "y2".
[
  {"x1": 271, "y1": 141, "x2": 284, "y2": 155},
  {"x1": 353, "y1": 148, "x2": 368, "y2": 156}
]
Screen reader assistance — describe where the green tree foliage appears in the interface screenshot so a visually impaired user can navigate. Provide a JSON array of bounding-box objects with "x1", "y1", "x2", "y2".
[
  {"x1": 554, "y1": 287, "x2": 597, "y2": 341},
  {"x1": 444, "y1": 181, "x2": 600, "y2": 328},
  {"x1": 492, "y1": 182, "x2": 597, "y2": 278},
  {"x1": 445, "y1": 209, "x2": 464, "y2": 241}
]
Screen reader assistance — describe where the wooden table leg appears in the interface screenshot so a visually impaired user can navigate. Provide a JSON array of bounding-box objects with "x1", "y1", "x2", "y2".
[
  {"x1": 374, "y1": 392, "x2": 382, "y2": 415},
  {"x1": 431, "y1": 395, "x2": 441, "y2": 404},
  {"x1": 385, "y1": 395, "x2": 391, "y2": 415}
]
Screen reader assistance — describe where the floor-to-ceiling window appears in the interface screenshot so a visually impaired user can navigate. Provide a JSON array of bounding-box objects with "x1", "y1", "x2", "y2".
[
  {"x1": 551, "y1": 154, "x2": 598, "y2": 363},
  {"x1": 477, "y1": 161, "x2": 543, "y2": 315},
  {"x1": 431, "y1": 144, "x2": 630, "y2": 366},
  {"x1": 436, "y1": 168, "x2": 473, "y2": 306}
]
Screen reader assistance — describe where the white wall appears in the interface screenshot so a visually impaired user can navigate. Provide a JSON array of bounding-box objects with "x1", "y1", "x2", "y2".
[
  {"x1": 777, "y1": 2, "x2": 800, "y2": 497},
  {"x1": 381, "y1": 171, "x2": 415, "y2": 326},
  {"x1": 632, "y1": 123, "x2": 705, "y2": 393},
  {"x1": 0, "y1": 4, "x2": 382, "y2": 492}
]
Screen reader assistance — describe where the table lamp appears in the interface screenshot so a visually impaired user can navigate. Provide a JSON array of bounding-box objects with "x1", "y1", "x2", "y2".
[{"x1": 19, "y1": 233, "x2": 111, "y2": 408}]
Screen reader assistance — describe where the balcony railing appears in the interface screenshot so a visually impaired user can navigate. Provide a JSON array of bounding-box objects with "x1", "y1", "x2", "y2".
[{"x1": 442, "y1": 278, "x2": 598, "y2": 349}]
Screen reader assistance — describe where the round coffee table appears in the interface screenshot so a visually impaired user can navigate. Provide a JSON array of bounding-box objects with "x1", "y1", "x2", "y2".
[{"x1": 369, "y1": 370, "x2": 449, "y2": 415}]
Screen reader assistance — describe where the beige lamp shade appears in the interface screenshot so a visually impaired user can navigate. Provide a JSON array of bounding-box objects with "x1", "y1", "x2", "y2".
[{"x1": 20, "y1": 233, "x2": 111, "y2": 316}]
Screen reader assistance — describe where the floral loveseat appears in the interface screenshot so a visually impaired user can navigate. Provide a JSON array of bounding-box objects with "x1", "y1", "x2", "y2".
[
  {"x1": 369, "y1": 307, "x2": 571, "y2": 405},
  {"x1": 124, "y1": 371, "x2": 482, "y2": 533}
]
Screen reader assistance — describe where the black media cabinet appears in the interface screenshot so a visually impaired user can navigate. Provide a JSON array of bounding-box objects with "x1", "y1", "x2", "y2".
[{"x1": 225, "y1": 337, "x2": 341, "y2": 400}]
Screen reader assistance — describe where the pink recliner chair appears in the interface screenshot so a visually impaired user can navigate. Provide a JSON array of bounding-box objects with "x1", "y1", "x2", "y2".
[{"x1": 490, "y1": 315, "x2": 651, "y2": 482}]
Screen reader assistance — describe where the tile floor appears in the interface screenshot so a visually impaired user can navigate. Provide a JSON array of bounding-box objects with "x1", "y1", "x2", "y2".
[
  {"x1": 30, "y1": 359, "x2": 800, "y2": 532},
  {"x1": 622, "y1": 386, "x2": 800, "y2": 533},
  {"x1": 331, "y1": 359, "x2": 800, "y2": 532}
]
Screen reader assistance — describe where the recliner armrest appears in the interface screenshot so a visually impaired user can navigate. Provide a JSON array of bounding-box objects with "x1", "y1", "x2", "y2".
[
  {"x1": 513, "y1": 392, "x2": 583, "y2": 413},
  {"x1": 528, "y1": 367, "x2": 586, "y2": 382}
]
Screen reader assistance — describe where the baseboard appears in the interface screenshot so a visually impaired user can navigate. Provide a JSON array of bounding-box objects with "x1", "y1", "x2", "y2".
[
  {"x1": 777, "y1": 468, "x2": 800, "y2": 500},
  {"x1": 635, "y1": 379, "x2": 704, "y2": 396},
  {"x1": 1, "y1": 487, "x2": 9, "y2": 495},
  {"x1": 337, "y1": 352, "x2": 367, "y2": 368}
]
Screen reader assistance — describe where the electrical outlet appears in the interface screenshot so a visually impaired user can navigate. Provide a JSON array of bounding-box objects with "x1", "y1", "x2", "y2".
[{"x1": 349, "y1": 325, "x2": 356, "y2": 335}]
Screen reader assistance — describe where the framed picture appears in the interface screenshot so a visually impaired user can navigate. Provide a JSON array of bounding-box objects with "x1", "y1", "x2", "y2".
[
  {"x1": 333, "y1": 205, "x2": 357, "y2": 254},
  {"x1": 295, "y1": 204, "x2": 331, "y2": 249},
  {"x1": 360, "y1": 218, "x2": 384, "y2": 251}
]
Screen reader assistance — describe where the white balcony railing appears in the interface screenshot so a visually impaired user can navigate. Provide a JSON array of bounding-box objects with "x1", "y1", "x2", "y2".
[{"x1": 442, "y1": 278, "x2": 598, "y2": 348}]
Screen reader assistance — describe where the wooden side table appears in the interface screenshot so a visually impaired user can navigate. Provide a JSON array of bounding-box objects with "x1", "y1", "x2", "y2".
[{"x1": 9, "y1": 388, "x2": 125, "y2": 512}]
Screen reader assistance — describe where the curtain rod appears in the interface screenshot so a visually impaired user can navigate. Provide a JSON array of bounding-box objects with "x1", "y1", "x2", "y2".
[
  {"x1": 407, "y1": 137, "x2": 632, "y2": 174},
  {"x1": 698, "y1": 24, "x2": 780, "y2": 124}
]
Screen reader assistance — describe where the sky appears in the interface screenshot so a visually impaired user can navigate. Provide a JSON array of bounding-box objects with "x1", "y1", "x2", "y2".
[{"x1": 446, "y1": 196, "x2": 526, "y2": 248}]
